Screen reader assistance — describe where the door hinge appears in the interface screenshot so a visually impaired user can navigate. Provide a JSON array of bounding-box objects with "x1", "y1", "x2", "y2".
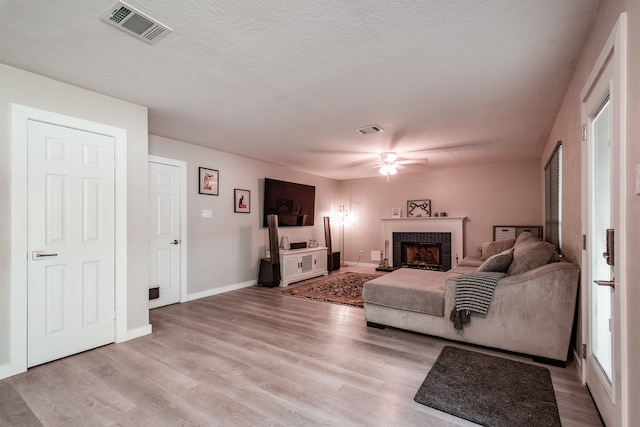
[
  {"x1": 582, "y1": 343, "x2": 587, "y2": 359},
  {"x1": 582, "y1": 234, "x2": 587, "y2": 250},
  {"x1": 582, "y1": 125, "x2": 587, "y2": 141}
]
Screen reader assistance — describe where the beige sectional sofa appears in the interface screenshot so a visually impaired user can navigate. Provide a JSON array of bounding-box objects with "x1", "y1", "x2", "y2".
[{"x1": 362, "y1": 233, "x2": 580, "y2": 363}]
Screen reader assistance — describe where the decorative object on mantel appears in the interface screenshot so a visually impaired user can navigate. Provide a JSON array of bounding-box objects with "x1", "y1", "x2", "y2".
[
  {"x1": 198, "y1": 167, "x2": 219, "y2": 196},
  {"x1": 280, "y1": 272, "x2": 382, "y2": 307},
  {"x1": 407, "y1": 199, "x2": 431, "y2": 217},
  {"x1": 233, "y1": 188, "x2": 250, "y2": 213},
  {"x1": 391, "y1": 207, "x2": 401, "y2": 218}
]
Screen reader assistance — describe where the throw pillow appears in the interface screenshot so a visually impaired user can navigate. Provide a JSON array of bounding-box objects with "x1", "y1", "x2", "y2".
[
  {"x1": 480, "y1": 238, "x2": 516, "y2": 260},
  {"x1": 514, "y1": 231, "x2": 536, "y2": 245},
  {"x1": 477, "y1": 248, "x2": 513, "y2": 273},
  {"x1": 507, "y1": 237, "x2": 556, "y2": 275}
]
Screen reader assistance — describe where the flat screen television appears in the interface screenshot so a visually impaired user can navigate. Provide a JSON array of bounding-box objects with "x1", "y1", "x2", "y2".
[{"x1": 263, "y1": 178, "x2": 315, "y2": 227}]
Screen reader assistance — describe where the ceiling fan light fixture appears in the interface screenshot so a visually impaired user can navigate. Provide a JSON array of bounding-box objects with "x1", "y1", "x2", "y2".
[
  {"x1": 379, "y1": 164, "x2": 397, "y2": 176},
  {"x1": 381, "y1": 151, "x2": 397, "y2": 163}
]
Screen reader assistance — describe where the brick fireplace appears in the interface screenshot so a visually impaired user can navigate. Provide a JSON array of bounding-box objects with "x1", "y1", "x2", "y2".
[{"x1": 381, "y1": 217, "x2": 466, "y2": 271}]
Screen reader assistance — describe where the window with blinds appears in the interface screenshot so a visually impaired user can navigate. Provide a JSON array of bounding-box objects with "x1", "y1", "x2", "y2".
[{"x1": 545, "y1": 142, "x2": 562, "y2": 254}]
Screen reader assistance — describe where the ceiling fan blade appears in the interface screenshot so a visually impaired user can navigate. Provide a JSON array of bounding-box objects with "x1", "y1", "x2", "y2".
[{"x1": 396, "y1": 159, "x2": 428, "y2": 165}]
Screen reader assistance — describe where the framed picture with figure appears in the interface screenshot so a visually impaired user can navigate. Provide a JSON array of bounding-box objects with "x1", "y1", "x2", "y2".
[
  {"x1": 234, "y1": 189, "x2": 250, "y2": 213},
  {"x1": 199, "y1": 167, "x2": 219, "y2": 196},
  {"x1": 407, "y1": 199, "x2": 431, "y2": 217}
]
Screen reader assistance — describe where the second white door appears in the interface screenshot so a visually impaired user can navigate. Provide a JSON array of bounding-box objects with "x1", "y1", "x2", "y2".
[{"x1": 148, "y1": 161, "x2": 182, "y2": 309}]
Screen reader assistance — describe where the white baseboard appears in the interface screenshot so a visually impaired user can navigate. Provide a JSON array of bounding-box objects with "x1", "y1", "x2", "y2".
[
  {"x1": 127, "y1": 324, "x2": 152, "y2": 341},
  {"x1": 0, "y1": 361, "x2": 25, "y2": 381},
  {"x1": 184, "y1": 280, "x2": 256, "y2": 302},
  {"x1": 572, "y1": 347, "x2": 585, "y2": 383},
  {"x1": 1, "y1": 323, "x2": 153, "y2": 380},
  {"x1": 343, "y1": 261, "x2": 379, "y2": 268}
]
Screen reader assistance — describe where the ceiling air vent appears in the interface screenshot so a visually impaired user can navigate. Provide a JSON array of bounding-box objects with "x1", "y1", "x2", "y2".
[
  {"x1": 100, "y1": 1, "x2": 172, "y2": 44},
  {"x1": 356, "y1": 125, "x2": 384, "y2": 135}
]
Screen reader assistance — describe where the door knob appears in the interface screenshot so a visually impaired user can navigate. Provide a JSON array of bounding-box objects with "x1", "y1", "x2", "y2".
[
  {"x1": 170, "y1": 239, "x2": 181, "y2": 245},
  {"x1": 594, "y1": 279, "x2": 615, "y2": 289},
  {"x1": 32, "y1": 251, "x2": 58, "y2": 260}
]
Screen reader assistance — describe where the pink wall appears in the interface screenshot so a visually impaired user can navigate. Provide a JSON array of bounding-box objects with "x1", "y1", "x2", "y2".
[
  {"x1": 541, "y1": 0, "x2": 640, "y2": 422},
  {"x1": 336, "y1": 159, "x2": 541, "y2": 264}
]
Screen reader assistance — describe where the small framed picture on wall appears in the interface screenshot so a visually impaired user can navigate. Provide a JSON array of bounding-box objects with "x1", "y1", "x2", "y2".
[
  {"x1": 199, "y1": 167, "x2": 219, "y2": 196},
  {"x1": 234, "y1": 189, "x2": 250, "y2": 213},
  {"x1": 391, "y1": 207, "x2": 401, "y2": 218}
]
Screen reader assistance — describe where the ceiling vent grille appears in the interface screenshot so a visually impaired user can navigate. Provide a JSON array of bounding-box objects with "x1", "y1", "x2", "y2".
[
  {"x1": 100, "y1": 1, "x2": 172, "y2": 44},
  {"x1": 356, "y1": 125, "x2": 384, "y2": 135}
]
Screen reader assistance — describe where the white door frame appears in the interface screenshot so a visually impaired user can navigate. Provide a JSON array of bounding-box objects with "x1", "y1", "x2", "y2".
[
  {"x1": 148, "y1": 155, "x2": 188, "y2": 304},
  {"x1": 4, "y1": 104, "x2": 128, "y2": 379},
  {"x1": 580, "y1": 13, "x2": 628, "y2": 426}
]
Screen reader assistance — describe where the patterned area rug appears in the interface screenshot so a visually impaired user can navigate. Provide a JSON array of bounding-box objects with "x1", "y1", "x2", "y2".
[
  {"x1": 280, "y1": 272, "x2": 382, "y2": 307},
  {"x1": 414, "y1": 346, "x2": 561, "y2": 427}
]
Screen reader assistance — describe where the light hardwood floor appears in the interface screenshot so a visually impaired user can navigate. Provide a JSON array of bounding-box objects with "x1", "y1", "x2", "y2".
[{"x1": 1, "y1": 266, "x2": 603, "y2": 426}]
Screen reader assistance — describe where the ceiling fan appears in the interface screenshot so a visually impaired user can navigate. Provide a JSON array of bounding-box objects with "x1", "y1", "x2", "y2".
[{"x1": 377, "y1": 151, "x2": 427, "y2": 181}]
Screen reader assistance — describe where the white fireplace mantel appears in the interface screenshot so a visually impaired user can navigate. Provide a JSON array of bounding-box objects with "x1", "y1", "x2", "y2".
[{"x1": 381, "y1": 217, "x2": 466, "y2": 266}]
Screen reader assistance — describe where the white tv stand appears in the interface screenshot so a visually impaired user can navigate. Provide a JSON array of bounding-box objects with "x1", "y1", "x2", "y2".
[{"x1": 279, "y1": 246, "x2": 328, "y2": 287}]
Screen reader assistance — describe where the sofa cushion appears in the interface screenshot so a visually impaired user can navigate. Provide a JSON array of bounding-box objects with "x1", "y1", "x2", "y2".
[
  {"x1": 458, "y1": 256, "x2": 484, "y2": 267},
  {"x1": 362, "y1": 268, "x2": 446, "y2": 316},
  {"x1": 480, "y1": 238, "x2": 516, "y2": 260},
  {"x1": 477, "y1": 248, "x2": 513, "y2": 273},
  {"x1": 507, "y1": 235, "x2": 556, "y2": 276}
]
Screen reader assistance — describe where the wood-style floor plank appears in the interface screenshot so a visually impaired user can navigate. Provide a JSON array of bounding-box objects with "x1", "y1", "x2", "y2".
[{"x1": 0, "y1": 267, "x2": 603, "y2": 426}]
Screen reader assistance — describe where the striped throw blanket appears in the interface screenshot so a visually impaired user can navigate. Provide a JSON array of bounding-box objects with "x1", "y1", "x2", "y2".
[{"x1": 450, "y1": 272, "x2": 507, "y2": 330}]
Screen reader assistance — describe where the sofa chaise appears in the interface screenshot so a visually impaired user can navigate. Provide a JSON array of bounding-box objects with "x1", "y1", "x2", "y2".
[{"x1": 362, "y1": 232, "x2": 580, "y2": 363}]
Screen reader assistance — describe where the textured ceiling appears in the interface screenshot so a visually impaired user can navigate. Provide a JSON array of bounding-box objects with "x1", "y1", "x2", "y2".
[{"x1": 0, "y1": 0, "x2": 600, "y2": 180}]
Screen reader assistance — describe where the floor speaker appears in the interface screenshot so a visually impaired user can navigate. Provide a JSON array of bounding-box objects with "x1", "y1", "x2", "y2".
[
  {"x1": 329, "y1": 251, "x2": 340, "y2": 271},
  {"x1": 257, "y1": 258, "x2": 280, "y2": 287},
  {"x1": 258, "y1": 214, "x2": 281, "y2": 286},
  {"x1": 324, "y1": 216, "x2": 340, "y2": 271},
  {"x1": 267, "y1": 214, "x2": 280, "y2": 264},
  {"x1": 324, "y1": 216, "x2": 333, "y2": 253}
]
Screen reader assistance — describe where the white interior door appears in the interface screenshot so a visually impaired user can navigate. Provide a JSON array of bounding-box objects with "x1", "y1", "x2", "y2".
[
  {"x1": 581, "y1": 15, "x2": 626, "y2": 426},
  {"x1": 27, "y1": 120, "x2": 115, "y2": 368},
  {"x1": 148, "y1": 161, "x2": 181, "y2": 309}
]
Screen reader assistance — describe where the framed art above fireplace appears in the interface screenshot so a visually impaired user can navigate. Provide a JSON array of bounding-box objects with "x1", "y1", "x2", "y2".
[{"x1": 407, "y1": 199, "x2": 431, "y2": 217}]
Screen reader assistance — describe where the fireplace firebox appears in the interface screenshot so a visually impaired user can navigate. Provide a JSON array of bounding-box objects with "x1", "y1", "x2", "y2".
[
  {"x1": 401, "y1": 242, "x2": 442, "y2": 269},
  {"x1": 392, "y1": 232, "x2": 452, "y2": 271}
]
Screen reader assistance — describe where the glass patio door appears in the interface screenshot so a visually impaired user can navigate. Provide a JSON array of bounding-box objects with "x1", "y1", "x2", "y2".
[
  {"x1": 588, "y1": 98, "x2": 613, "y2": 383},
  {"x1": 581, "y1": 14, "x2": 627, "y2": 425}
]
